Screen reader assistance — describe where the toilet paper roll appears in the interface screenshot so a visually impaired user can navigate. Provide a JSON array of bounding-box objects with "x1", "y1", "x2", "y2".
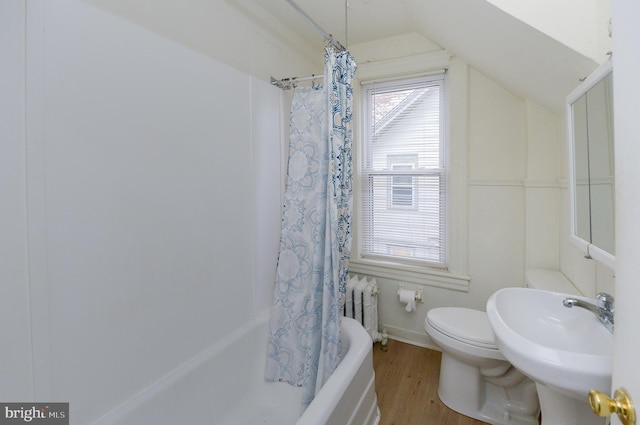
[{"x1": 398, "y1": 289, "x2": 417, "y2": 312}]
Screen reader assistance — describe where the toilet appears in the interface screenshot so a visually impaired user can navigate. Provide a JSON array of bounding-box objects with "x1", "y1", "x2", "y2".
[{"x1": 424, "y1": 269, "x2": 578, "y2": 424}]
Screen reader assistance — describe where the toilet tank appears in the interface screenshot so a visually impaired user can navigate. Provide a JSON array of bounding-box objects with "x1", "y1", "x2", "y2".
[{"x1": 524, "y1": 269, "x2": 580, "y2": 295}]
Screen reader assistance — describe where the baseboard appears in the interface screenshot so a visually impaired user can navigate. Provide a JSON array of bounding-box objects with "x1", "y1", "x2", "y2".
[{"x1": 381, "y1": 323, "x2": 441, "y2": 351}]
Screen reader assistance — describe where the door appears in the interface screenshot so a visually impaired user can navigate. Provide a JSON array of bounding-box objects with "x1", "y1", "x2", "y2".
[{"x1": 609, "y1": 1, "x2": 640, "y2": 423}]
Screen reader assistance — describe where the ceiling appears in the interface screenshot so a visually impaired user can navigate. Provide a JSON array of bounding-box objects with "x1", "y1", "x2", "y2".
[{"x1": 247, "y1": 0, "x2": 601, "y2": 113}]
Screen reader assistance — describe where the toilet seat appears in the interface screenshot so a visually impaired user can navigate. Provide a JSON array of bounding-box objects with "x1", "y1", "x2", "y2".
[{"x1": 426, "y1": 307, "x2": 498, "y2": 350}]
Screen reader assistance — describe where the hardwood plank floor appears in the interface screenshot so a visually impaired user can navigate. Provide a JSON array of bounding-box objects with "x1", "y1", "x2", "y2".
[{"x1": 372, "y1": 339, "x2": 489, "y2": 425}]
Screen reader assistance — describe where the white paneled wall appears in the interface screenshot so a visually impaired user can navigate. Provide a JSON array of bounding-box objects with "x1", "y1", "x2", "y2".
[
  {"x1": 0, "y1": 0, "x2": 33, "y2": 402},
  {"x1": 468, "y1": 68, "x2": 526, "y2": 304},
  {"x1": 3, "y1": 0, "x2": 282, "y2": 422},
  {"x1": 525, "y1": 100, "x2": 562, "y2": 270},
  {"x1": 251, "y1": 80, "x2": 284, "y2": 317}
]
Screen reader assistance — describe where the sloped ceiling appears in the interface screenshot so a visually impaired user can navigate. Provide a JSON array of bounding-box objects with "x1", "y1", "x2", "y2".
[{"x1": 248, "y1": 0, "x2": 602, "y2": 113}]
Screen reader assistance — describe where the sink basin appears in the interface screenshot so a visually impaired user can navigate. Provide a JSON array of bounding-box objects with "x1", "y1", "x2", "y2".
[{"x1": 486, "y1": 287, "x2": 613, "y2": 400}]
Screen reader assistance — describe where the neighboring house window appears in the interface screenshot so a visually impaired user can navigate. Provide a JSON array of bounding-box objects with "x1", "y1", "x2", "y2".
[
  {"x1": 389, "y1": 157, "x2": 418, "y2": 208},
  {"x1": 360, "y1": 74, "x2": 447, "y2": 268}
]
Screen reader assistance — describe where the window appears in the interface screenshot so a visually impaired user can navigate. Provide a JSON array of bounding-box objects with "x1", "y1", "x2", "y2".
[
  {"x1": 360, "y1": 74, "x2": 447, "y2": 268},
  {"x1": 391, "y1": 164, "x2": 415, "y2": 207},
  {"x1": 389, "y1": 156, "x2": 418, "y2": 208}
]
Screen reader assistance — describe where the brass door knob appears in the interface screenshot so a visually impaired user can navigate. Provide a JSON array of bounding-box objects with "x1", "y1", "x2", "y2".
[{"x1": 589, "y1": 388, "x2": 636, "y2": 425}]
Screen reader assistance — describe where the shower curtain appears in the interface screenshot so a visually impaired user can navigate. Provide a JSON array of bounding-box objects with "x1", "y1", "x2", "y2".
[{"x1": 265, "y1": 47, "x2": 357, "y2": 409}]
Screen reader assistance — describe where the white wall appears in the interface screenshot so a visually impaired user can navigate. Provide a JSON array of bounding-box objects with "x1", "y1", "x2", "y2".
[
  {"x1": 251, "y1": 80, "x2": 285, "y2": 317},
  {"x1": 2, "y1": 0, "x2": 283, "y2": 422},
  {"x1": 525, "y1": 99, "x2": 561, "y2": 271},
  {"x1": 486, "y1": 0, "x2": 612, "y2": 63},
  {"x1": 467, "y1": 68, "x2": 526, "y2": 301},
  {"x1": 78, "y1": 0, "x2": 322, "y2": 83},
  {"x1": 0, "y1": 0, "x2": 34, "y2": 402}
]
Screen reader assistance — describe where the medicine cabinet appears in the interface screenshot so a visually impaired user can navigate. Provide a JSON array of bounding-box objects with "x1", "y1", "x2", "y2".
[{"x1": 567, "y1": 60, "x2": 614, "y2": 269}]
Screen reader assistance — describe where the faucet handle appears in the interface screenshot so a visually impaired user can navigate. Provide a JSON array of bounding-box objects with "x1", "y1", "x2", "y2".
[{"x1": 596, "y1": 292, "x2": 615, "y2": 311}]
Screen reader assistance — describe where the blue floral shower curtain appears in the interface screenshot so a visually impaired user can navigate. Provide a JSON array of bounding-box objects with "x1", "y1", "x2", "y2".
[{"x1": 265, "y1": 47, "x2": 357, "y2": 409}]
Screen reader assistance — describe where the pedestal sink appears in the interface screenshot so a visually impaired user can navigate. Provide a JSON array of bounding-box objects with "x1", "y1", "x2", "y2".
[{"x1": 487, "y1": 288, "x2": 613, "y2": 425}]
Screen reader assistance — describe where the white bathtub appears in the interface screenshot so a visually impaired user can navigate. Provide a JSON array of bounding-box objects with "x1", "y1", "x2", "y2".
[{"x1": 94, "y1": 314, "x2": 380, "y2": 425}]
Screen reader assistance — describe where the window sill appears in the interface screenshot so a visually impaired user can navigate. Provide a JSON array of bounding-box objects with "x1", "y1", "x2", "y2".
[{"x1": 348, "y1": 259, "x2": 470, "y2": 292}]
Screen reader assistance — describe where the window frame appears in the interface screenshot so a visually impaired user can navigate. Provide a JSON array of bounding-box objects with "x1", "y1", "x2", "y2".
[
  {"x1": 358, "y1": 74, "x2": 448, "y2": 269},
  {"x1": 348, "y1": 52, "x2": 470, "y2": 292}
]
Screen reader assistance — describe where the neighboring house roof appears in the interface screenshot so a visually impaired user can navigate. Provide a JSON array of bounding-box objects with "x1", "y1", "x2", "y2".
[{"x1": 373, "y1": 87, "x2": 433, "y2": 138}]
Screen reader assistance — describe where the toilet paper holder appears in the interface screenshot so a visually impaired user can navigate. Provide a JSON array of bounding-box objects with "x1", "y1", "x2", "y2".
[{"x1": 397, "y1": 285, "x2": 423, "y2": 303}]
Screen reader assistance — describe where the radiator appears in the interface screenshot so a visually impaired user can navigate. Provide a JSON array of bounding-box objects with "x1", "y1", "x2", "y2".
[{"x1": 344, "y1": 275, "x2": 387, "y2": 346}]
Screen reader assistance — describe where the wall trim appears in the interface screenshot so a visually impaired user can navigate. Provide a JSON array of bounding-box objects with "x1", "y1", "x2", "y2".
[
  {"x1": 356, "y1": 50, "x2": 453, "y2": 82},
  {"x1": 349, "y1": 260, "x2": 470, "y2": 292},
  {"x1": 468, "y1": 178, "x2": 562, "y2": 188},
  {"x1": 382, "y1": 323, "x2": 439, "y2": 350}
]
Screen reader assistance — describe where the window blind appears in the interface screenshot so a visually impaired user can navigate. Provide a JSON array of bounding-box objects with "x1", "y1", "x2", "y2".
[{"x1": 360, "y1": 74, "x2": 447, "y2": 268}]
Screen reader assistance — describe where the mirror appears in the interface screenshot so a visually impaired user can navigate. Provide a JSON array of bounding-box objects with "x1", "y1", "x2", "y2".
[{"x1": 568, "y1": 60, "x2": 614, "y2": 269}]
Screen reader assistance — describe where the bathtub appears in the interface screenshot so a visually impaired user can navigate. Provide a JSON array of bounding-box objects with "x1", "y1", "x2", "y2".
[{"x1": 94, "y1": 314, "x2": 380, "y2": 425}]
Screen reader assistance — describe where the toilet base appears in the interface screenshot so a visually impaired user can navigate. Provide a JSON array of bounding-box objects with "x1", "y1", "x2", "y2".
[{"x1": 438, "y1": 353, "x2": 539, "y2": 425}]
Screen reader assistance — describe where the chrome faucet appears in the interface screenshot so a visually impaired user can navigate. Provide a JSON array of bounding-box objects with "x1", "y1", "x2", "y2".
[{"x1": 563, "y1": 292, "x2": 614, "y2": 333}]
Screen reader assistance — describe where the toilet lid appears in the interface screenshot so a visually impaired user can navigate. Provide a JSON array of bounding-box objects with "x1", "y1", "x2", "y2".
[{"x1": 427, "y1": 307, "x2": 497, "y2": 349}]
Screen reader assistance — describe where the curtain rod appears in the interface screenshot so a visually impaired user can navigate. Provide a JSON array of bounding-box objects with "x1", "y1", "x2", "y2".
[
  {"x1": 271, "y1": 74, "x2": 324, "y2": 90},
  {"x1": 286, "y1": 0, "x2": 346, "y2": 52}
]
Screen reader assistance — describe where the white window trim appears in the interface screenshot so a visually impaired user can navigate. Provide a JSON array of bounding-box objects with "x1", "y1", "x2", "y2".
[{"x1": 350, "y1": 51, "x2": 470, "y2": 291}]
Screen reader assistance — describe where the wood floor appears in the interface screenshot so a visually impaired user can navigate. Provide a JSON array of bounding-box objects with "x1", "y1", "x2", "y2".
[{"x1": 372, "y1": 339, "x2": 489, "y2": 425}]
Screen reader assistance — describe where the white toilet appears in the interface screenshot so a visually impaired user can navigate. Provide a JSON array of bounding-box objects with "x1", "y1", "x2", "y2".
[{"x1": 424, "y1": 270, "x2": 578, "y2": 424}]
